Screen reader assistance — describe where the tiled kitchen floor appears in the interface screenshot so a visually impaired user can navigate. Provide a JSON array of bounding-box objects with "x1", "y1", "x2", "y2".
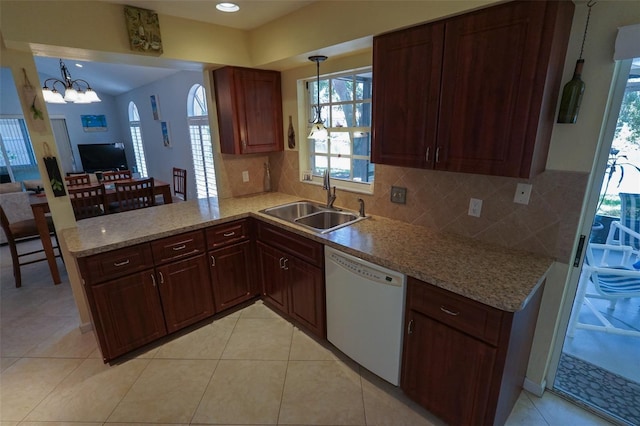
[{"x1": 0, "y1": 240, "x2": 614, "y2": 425}]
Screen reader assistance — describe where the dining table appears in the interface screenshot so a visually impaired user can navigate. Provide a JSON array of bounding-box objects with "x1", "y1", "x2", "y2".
[{"x1": 30, "y1": 178, "x2": 173, "y2": 285}]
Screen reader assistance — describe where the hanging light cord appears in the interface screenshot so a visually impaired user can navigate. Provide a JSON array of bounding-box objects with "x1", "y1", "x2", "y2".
[{"x1": 579, "y1": 1, "x2": 596, "y2": 60}]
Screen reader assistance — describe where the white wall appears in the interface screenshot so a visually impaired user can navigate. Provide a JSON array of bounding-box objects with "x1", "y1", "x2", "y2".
[{"x1": 115, "y1": 70, "x2": 204, "y2": 200}]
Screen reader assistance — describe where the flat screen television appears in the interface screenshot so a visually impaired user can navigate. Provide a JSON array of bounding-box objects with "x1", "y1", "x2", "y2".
[{"x1": 77, "y1": 143, "x2": 129, "y2": 173}]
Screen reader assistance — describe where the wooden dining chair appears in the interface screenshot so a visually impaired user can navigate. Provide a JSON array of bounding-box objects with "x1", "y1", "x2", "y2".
[
  {"x1": 68, "y1": 183, "x2": 109, "y2": 220},
  {"x1": 102, "y1": 170, "x2": 132, "y2": 182},
  {"x1": 64, "y1": 174, "x2": 91, "y2": 186},
  {"x1": 0, "y1": 193, "x2": 61, "y2": 288},
  {"x1": 115, "y1": 177, "x2": 155, "y2": 212},
  {"x1": 172, "y1": 167, "x2": 187, "y2": 201}
]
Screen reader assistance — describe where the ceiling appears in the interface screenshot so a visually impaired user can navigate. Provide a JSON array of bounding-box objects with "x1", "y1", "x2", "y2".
[{"x1": 34, "y1": 1, "x2": 316, "y2": 97}]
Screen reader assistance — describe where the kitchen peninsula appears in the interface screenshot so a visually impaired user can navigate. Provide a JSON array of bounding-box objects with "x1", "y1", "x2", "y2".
[{"x1": 62, "y1": 192, "x2": 553, "y2": 425}]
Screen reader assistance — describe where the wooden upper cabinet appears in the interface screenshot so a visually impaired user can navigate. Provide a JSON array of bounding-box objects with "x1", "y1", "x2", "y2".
[
  {"x1": 372, "y1": 21, "x2": 444, "y2": 169},
  {"x1": 371, "y1": 0, "x2": 574, "y2": 178},
  {"x1": 213, "y1": 66, "x2": 284, "y2": 154}
]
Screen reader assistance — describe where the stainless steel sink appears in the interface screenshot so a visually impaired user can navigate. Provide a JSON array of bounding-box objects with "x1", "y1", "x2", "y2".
[
  {"x1": 261, "y1": 201, "x2": 325, "y2": 222},
  {"x1": 260, "y1": 200, "x2": 366, "y2": 233}
]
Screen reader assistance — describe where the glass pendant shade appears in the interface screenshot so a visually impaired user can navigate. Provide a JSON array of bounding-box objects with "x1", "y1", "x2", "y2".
[
  {"x1": 557, "y1": 59, "x2": 585, "y2": 124},
  {"x1": 309, "y1": 121, "x2": 328, "y2": 140},
  {"x1": 63, "y1": 87, "x2": 79, "y2": 102},
  {"x1": 83, "y1": 88, "x2": 101, "y2": 103},
  {"x1": 41, "y1": 59, "x2": 102, "y2": 104}
]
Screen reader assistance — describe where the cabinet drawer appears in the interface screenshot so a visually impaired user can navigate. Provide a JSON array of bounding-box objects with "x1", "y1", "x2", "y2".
[
  {"x1": 407, "y1": 277, "x2": 503, "y2": 346},
  {"x1": 81, "y1": 244, "x2": 153, "y2": 285},
  {"x1": 206, "y1": 219, "x2": 249, "y2": 249},
  {"x1": 151, "y1": 230, "x2": 206, "y2": 265},
  {"x1": 256, "y1": 221, "x2": 323, "y2": 267}
]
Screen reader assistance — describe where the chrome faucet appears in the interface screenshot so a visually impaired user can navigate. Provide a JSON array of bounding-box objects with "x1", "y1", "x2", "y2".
[
  {"x1": 358, "y1": 198, "x2": 366, "y2": 217},
  {"x1": 323, "y1": 170, "x2": 336, "y2": 209}
]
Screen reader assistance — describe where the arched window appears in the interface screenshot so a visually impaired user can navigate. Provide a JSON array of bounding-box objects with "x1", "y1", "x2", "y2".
[
  {"x1": 187, "y1": 84, "x2": 217, "y2": 198},
  {"x1": 128, "y1": 102, "x2": 148, "y2": 177}
]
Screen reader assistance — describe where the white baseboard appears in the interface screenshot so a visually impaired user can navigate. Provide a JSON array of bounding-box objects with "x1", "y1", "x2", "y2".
[
  {"x1": 79, "y1": 322, "x2": 93, "y2": 333},
  {"x1": 523, "y1": 378, "x2": 546, "y2": 397}
]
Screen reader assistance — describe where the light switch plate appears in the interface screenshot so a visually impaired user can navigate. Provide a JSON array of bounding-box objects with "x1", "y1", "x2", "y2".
[
  {"x1": 514, "y1": 183, "x2": 532, "y2": 205},
  {"x1": 242, "y1": 171, "x2": 249, "y2": 182},
  {"x1": 390, "y1": 186, "x2": 407, "y2": 204}
]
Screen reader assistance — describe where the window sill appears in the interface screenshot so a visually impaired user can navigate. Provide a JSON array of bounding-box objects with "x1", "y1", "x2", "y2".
[{"x1": 300, "y1": 176, "x2": 374, "y2": 195}]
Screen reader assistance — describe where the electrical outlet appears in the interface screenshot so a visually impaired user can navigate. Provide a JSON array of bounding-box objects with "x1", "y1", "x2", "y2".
[
  {"x1": 514, "y1": 183, "x2": 532, "y2": 205},
  {"x1": 390, "y1": 186, "x2": 407, "y2": 204},
  {"x1": 468, "y1": 198, "x2": 482, "y2": 217},
  {"x1": 242, "y1": 171, "x2": 249, "y2": 182}
]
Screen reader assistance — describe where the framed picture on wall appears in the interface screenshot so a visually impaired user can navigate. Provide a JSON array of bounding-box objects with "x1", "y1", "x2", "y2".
[
  {"x1": 81, "y1": 115, "x2": 107, "y2": 132},
  {"x1": 161, "y1": 121, "x2": 171, "y2": 147},
  {"x1": 150, "y1": 94, "x2": 161, "y2": 120}
]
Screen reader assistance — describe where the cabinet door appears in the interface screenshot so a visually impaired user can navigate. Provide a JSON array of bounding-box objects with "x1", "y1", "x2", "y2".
[
  {"x1": 91, "y1": 271, "x2": 166, "y2": 361},
  {"x1": 288, "y1": 257, "x2": 325, "y2": 338},
  {"x1": 371, "y1": 22, "x2": 444, "y2": 168},
  {"x1": 257, "y1": 241, "x2": 288, "y2": 314},
  {"x1": 209, "y1": 241, "x2": 256, "y2": 312},
  {"x1": 236, "y1": 68, "x2": 284, "y2": 154},
  {"x1": 156, "y1": 254, "x2": 215, "y2": 333},
  {"x1": 401, "y1": 309, "x2": 496, "y2": 425},
  {"x1": 438, "y1": 1, "x2": 570, "y2": 177}
]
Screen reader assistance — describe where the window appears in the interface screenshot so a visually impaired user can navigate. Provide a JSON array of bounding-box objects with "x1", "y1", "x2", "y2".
[
  {"x1": 306, "y1": 68, "x2": 374, "y2": 188},
  {"x1": 0, "y1": 117, "x2": 39, "y2": 181},
  {"x1": 128, "y1": 102, "x2": 148, "y2": 177},
  {"x1": 188, "y1": 84, "x2": 217, "y2": 198}
]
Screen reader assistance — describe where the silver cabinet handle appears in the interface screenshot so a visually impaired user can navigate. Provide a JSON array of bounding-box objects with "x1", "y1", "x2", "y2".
[
  {"x1": 283, "y1": 258, "x2": 289, "y2": 270},
  {"x1": 435, "y1": 146, "x2": 440, "y2": 163},
  {"x1": 172, "y1": 244, "x2": 187, "y2": 251},
  {"x1": 425, "y1": 147, "x2": 430, "y2": 162},
  {"x1": 113, "y1": 259, "x2": 130, "y2": 267},
  {"x1": 211, "y1": 255, "x2": 216, "y2": 267},
  {"x1": 408, "y1": 319, "x2": 414, "y2": 335},
  {"x1": 279, "y1": 257, "x2": 285, "y2": 269},
  {"x1": 440, "y1": 306, "x2": 460, "y2": 316},
  {"x1": 223, "y1": 231, "x2": 236, "y2": 237},
  {"x1": 159, "y1": 272, "x2": 164, "y2": 284},
  {"x1": 151, "y1": 273, "x2": 156, "y2": 287}
]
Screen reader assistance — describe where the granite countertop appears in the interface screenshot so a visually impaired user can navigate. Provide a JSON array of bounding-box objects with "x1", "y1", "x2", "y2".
[{"x1": 61, "y1": 192, "x2": 553, "y2": 312}]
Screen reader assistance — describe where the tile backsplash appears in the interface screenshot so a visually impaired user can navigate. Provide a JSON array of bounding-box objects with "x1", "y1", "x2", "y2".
[{"x1": 268, "y1": 151, "x2": 588, "y2": 263}]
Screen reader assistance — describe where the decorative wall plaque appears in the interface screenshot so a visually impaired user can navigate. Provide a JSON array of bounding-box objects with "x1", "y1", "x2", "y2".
[{"x1": 124, "y1": 5, "x2": 163, "y2": 54}]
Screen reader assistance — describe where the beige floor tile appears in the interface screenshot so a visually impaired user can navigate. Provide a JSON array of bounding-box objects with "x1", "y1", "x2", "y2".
[
  {"x1": 527, "y1": 391, "x2": 613, "y2": 426},
  {"x1": 192, "y1": 360, "x2": 287, "y2": 424},
  {"x1": 360, "y1": 369, "x2": 442, "y2": 426},
  {"x1": 505, "y1": 392, "x2": 548, "y2": 426},
  {"x1": 19, "y1": 422, "x2": 102, "y2": 426},
  {"x1": 154, "y1": 315, "x2": 237, "y2": 359},
  {"x1": 0, "y1": 315, "x2": 71, "y2": 357},
  {"x1": 0, "y1": 358, "x2": 18, "y2": 373},
  {"x1": 0, "y1": 422, "x2": 19, "y2": 426},
  {"x1": 107, "y1": 359, "x2": 217, "y2": 424},
  {"x1": 289, "y1": 328, "x2": 344, "y2": 361},
  {"x1": 0, "y1": 357, "x2": 83, "y2": 421},
  {"x1": 239, "y1": 300, "x2": 282, "y2": 319},
  {"x1": 24, "y1": 324, "x2": 97, "y2": 358},
  {"x1": 25, "y1": 358, "x2": 149, "y2": 422},
  {"x1": 279, "y1": 360, "x2": 365, "y2": 425},
  {"x1": 221, "y1": 318, "x2": 293, "y2": 360},
  {"x1": 107, "y1": 424, "x2": 188, "y2": 426}
]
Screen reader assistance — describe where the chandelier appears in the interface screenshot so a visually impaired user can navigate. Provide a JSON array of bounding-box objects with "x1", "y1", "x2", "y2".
[
  {"x1": 308, "y1": 55, "x2": 328, "y2": 140},
  {"x1": 41, "y1": 59, "x2": 102, "y2": 104}
]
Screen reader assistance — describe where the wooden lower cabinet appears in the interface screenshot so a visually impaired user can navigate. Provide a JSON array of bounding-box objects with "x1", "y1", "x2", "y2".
[
  {"x1": 402, "y1": 277, "x2": 544, "y2": 426},
  {"x1": 156, "y1": 254, "x2": 215, "y2": 333},
  {"x1": 91, "y1": 270, "x2": 167, "y2": 360},
  {"x1": 209, "y1": 240, "x2": 256, "y2": 312},
  {"x1": 257, "y1": 238, "x2": 325, "y2": 339}
]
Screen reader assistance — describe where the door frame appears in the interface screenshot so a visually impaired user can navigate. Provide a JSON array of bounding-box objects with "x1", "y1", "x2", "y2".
[{"x1": 546, "y1": 58, "x2": 634, "y2": 387}]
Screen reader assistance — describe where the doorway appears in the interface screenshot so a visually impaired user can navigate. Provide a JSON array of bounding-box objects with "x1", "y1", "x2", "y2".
[{"x1": 552, "y1": 58, "x2": 640, "y2": 425}]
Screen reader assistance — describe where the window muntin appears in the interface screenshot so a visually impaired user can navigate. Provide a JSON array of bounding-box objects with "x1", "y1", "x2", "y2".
[
  {"x1": 308, "y1": 69, "x2": 374, "y2": 184},
  {"x1": 0, "y1": 118, "x2": 39, "y2": 181},
  {"x1": 128, "y1": 102, "x2": 148, "y2": 177}
]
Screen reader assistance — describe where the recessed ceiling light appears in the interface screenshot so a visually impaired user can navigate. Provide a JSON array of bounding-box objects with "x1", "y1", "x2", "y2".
[
  {"x1": 75, "y1": 63, "x2": 83, "y2": 68},
  {"x1": 216, "y1": 2, "x2": 239, "y2": 12}
]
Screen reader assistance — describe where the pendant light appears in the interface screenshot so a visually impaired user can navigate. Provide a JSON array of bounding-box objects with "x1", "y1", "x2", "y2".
[
  {"x1": 557, "y1": 1, "x2": 596, "y2": 124},
  {"x1": 42, "y1": 59, "x2": 102, "y2": 104},
  {"x1": 308, "y1": 55, "x2": 328, "y2": 140}
]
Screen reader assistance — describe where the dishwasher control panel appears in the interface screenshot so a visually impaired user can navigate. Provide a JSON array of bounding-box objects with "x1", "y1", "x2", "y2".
[{"x1": 329, "y1": 252, "x2": 403, "y2": 287}]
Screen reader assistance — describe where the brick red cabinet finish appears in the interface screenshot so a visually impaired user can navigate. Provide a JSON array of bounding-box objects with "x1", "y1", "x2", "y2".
[{"x1": 209, "y1": 240, "x2": 256, "y2": 312}]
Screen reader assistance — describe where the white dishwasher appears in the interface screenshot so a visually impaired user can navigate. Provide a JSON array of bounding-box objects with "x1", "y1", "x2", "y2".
[{"x1": 325, "y1": 246, "x2": 406, "y2": 386}]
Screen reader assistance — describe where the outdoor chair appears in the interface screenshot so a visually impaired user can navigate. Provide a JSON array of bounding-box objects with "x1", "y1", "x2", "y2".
[
  {"x1": 567, "y1": 242, "x2": 640, "y2": 338},
  {"x1": 606, "y1": 193, "x2": 640, "y2": 256}
]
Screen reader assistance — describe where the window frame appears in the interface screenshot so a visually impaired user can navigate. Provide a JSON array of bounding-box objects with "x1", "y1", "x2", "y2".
[
  {"x1": 299, "y1": 66, "x2": 374, "y2": 194},
  {"x1": 128, "y1": 102, "x2": 148, "y2": 177}
]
